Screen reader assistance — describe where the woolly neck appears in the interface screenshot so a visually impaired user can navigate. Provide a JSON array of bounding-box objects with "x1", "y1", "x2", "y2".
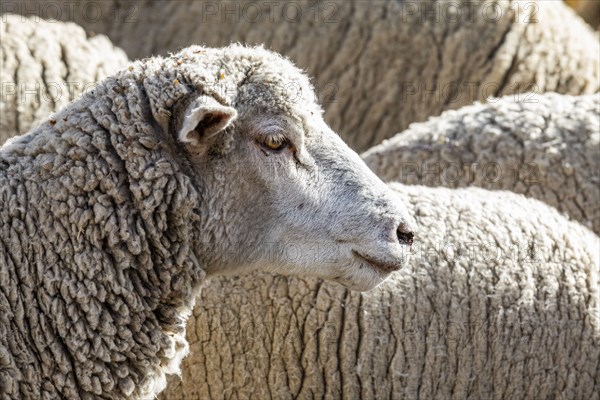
[{"x1": 0, "y1": 67, "x2": 206, "y2": 398}]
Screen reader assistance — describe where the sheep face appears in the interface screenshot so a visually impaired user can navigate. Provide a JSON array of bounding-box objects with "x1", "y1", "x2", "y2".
[{"x1": 165, "y1": 45, "x2": 414, "y2": 291}]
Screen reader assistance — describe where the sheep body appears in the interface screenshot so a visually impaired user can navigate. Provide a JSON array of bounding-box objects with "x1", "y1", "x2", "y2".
[
  {"x1": 0, "y1": 61, "x2": 204, "y2": 398},
  {"x1": 0, "y1": 14, "x2": 129, "y2": 144},
  {"x1": 162, "y1": 183, "x2": 600, "y2": 400},
  {"x1": 10, "y1": 0, "x2": 599, "y2": 150},
  {"x1": 363, "y1": 93, "x2": 600, "y2": 234}
]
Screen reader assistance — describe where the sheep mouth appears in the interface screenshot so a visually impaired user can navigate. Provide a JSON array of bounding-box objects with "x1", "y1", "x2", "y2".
[{"x1": 352, "y1": 250, "x2": 402, "y2": 273}]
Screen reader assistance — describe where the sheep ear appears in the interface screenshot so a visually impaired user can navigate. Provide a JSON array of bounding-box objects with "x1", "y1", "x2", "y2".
[{"x1": 179, "y1": 96, "x2": 237, "y2": 146}]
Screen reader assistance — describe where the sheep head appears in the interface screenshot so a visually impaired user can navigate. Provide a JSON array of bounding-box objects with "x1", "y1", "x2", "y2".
[{"x1": 147, "y1": 45, "x2": 415, "y2": 291}]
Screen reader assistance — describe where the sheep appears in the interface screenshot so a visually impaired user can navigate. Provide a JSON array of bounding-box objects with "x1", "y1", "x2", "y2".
[
  {"x1": 0, "y1": 14, "x2": 129, "y2": 144},
  {"x1": 162, "y1": 183, "x2": 600, "y2": 400},
  {"x1": 362, "y1": 92, "x2": 600, "y2": 234},
  {"x1": 0, "y1": 44, "x2": 415, "y2": 399},
  {"x1": 8, "y1": 0, "x2": 599, "y2": 151}
]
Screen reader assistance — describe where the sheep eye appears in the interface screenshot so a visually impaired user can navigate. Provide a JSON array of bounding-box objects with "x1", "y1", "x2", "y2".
[{"x1": 262, "y1": 133, "x2": 288, "y2": 151}]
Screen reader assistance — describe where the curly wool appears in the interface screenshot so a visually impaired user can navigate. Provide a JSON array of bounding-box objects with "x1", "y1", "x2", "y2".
[
  {"x1": 162, "y1": 184, "x2": 600, "y2": 400},
  {"x1": 12, "y1": 0, "x2": 600, "y2": 151},
  {"x1": 0, "y1": 14, "x2": 129, "y2": 144},
  {"x1": 363, "y1": 93, "x2": 600, "y2": 234},
  {"x1": 0, "y1": 71, "x2": 202, "y2": 399}
]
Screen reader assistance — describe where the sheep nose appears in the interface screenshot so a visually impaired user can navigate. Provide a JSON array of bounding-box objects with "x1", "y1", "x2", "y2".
[{"x1": 397, "y1": 225, "x2": 414, "y2": 246}]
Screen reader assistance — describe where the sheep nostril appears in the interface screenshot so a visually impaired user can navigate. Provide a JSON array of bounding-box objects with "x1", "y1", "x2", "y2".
[{"x1": 397, "y1": 228, "x2": 414, "y2": 246}]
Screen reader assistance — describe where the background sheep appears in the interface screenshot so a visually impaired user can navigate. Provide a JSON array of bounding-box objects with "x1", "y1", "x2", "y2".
[
  {"x1": 162, "y1": 183, "x2": 599, "y2": 400},
  {"x1": 0, "y1": 44, "x2": 413, "y2": 399},
  {"x1": 7, "y1": 0, "x2": 599, "y2": 151},
  {"x1": 363, "y1": 92, "x2": 600, "y2": 234},
  {"x1": 0, "y1": 14, "x2": 129, "y2": 144}
]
